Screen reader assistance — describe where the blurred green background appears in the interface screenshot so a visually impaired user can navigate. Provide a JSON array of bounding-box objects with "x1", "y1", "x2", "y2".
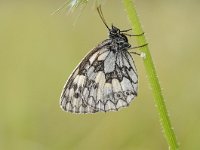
[{"x1": 0, "y1": 0, "x2": 200, "y2": 149}]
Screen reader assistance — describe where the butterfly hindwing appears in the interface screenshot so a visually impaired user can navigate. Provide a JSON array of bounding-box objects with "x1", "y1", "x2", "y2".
[{"x1": 60, "y1": 39, "x2": 138, "y2": 114}]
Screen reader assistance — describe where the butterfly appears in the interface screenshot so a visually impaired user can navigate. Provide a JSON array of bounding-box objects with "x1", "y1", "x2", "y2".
[{"x1": 60, "y1": 6, "x2": 146, "y2": 114}]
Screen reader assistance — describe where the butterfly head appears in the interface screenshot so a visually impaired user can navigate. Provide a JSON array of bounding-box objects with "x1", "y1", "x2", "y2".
[
  {"x1": 97, "y1": 6, "x2": 129, "y2": 45},
  {"x1": 109, "y1": 25, "x2": 128, "y2": 42},
  {"x1": 97, "y1": 6, "x2": 129, "y2": 43}
]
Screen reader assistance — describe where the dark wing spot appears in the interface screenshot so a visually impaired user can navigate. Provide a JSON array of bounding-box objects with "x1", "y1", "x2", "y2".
[
  {"x1": 105, "y1": 72, "x2": 117, "y2": 82},
  {"x1": 93, "y1": 83, "x2": 99, "y2": 89},
  {"x1": 114, "y1": 92, "x2": 125, "y2": 101},
  {"x1": 74, "y1": 92, "x2": 80, "y2": 98},
  {"x1": 73, "y1": 84, "x2": 77, "y2": 91},
  {"x1": 93, "y1": 60, "x2": 104, "y2": 72},
  {"x1": 126, "y1": 91, "x2": 130, "y2": 95},
  {"x1": 115, "y1": 65, "x2": 123, "y2": 81}
]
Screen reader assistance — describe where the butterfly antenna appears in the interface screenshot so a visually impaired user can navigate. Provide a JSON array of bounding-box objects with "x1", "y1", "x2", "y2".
[{"x1": 97, "y1": 5, "x2": 110, "y2": 30}]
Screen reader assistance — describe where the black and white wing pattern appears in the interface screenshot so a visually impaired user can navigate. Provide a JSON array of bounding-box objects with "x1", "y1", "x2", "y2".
[{"x1": 60, "y1": 37, "x2": 138, "y2": 114}]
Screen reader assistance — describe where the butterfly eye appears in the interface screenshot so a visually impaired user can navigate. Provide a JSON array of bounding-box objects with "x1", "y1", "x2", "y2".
[{"x1": 111, "y1": 25, "x2": 120, "y2": 34}]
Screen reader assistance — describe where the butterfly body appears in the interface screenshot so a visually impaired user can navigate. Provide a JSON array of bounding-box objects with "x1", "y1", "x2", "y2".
[{"x1": 60, "y1": 25, "x2": 138, "y2": 114}]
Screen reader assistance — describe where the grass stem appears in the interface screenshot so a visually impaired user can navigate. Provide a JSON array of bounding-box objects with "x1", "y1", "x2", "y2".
[{"x1": 122, "y1": 0, "x2": 179, "y2": 149}]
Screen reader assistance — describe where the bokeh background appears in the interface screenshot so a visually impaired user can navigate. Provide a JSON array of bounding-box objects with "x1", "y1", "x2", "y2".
[{"x1": 0, "y1": 0, "x2": 200, "y2": 149}]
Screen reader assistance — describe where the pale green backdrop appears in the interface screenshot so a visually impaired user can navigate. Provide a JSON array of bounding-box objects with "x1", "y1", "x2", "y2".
[{"x1": 0, "y1": 0, "x2": 200, "y2": 149}]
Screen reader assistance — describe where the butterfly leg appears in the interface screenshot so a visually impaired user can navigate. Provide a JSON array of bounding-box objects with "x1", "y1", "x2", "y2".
[
  {"x1": 124, "y1": 32, "x2": 145, "y2": 37},
  {"x1": 130, "y1": 43, "x2": 148, "y2": 49},
  {"x1": 121, "y1": 28, "x2": 132, "y2": 32},
  {"x1": 129, "y1": 43, "x2": 148, "y2": 58},
  {"x1": 130, "y1": 51, "x2": 146, "y2": 58},
  {"x1": 129, "y1": 51, "x2": 140, "y2": 56},
  {"x1": 120, "y1": 27, "x2": 144, "y2": 36}
]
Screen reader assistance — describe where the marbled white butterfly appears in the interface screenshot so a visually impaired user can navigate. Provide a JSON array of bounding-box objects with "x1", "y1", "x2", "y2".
[{"x1": 60, "y1": 6, "x2": 146, "y2": 114}]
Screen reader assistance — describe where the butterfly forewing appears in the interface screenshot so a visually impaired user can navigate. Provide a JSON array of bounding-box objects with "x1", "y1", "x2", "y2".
[{"x1": 60, "y1": 36, "x2": 138, "y2": 114}]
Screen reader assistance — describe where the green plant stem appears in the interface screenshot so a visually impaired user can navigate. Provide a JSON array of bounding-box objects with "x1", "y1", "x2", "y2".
[{"x1": 122, "y1": 0, "x2": 179, "y2": 149}]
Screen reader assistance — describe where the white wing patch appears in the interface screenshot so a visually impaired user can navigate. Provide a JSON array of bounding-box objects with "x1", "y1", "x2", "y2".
[
  {"x1": 60, "y1": 40, "x2": 138, "y2": 114},
  {"x1": 104, "y1": 51, "x2": 115, "y2": 73}
]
